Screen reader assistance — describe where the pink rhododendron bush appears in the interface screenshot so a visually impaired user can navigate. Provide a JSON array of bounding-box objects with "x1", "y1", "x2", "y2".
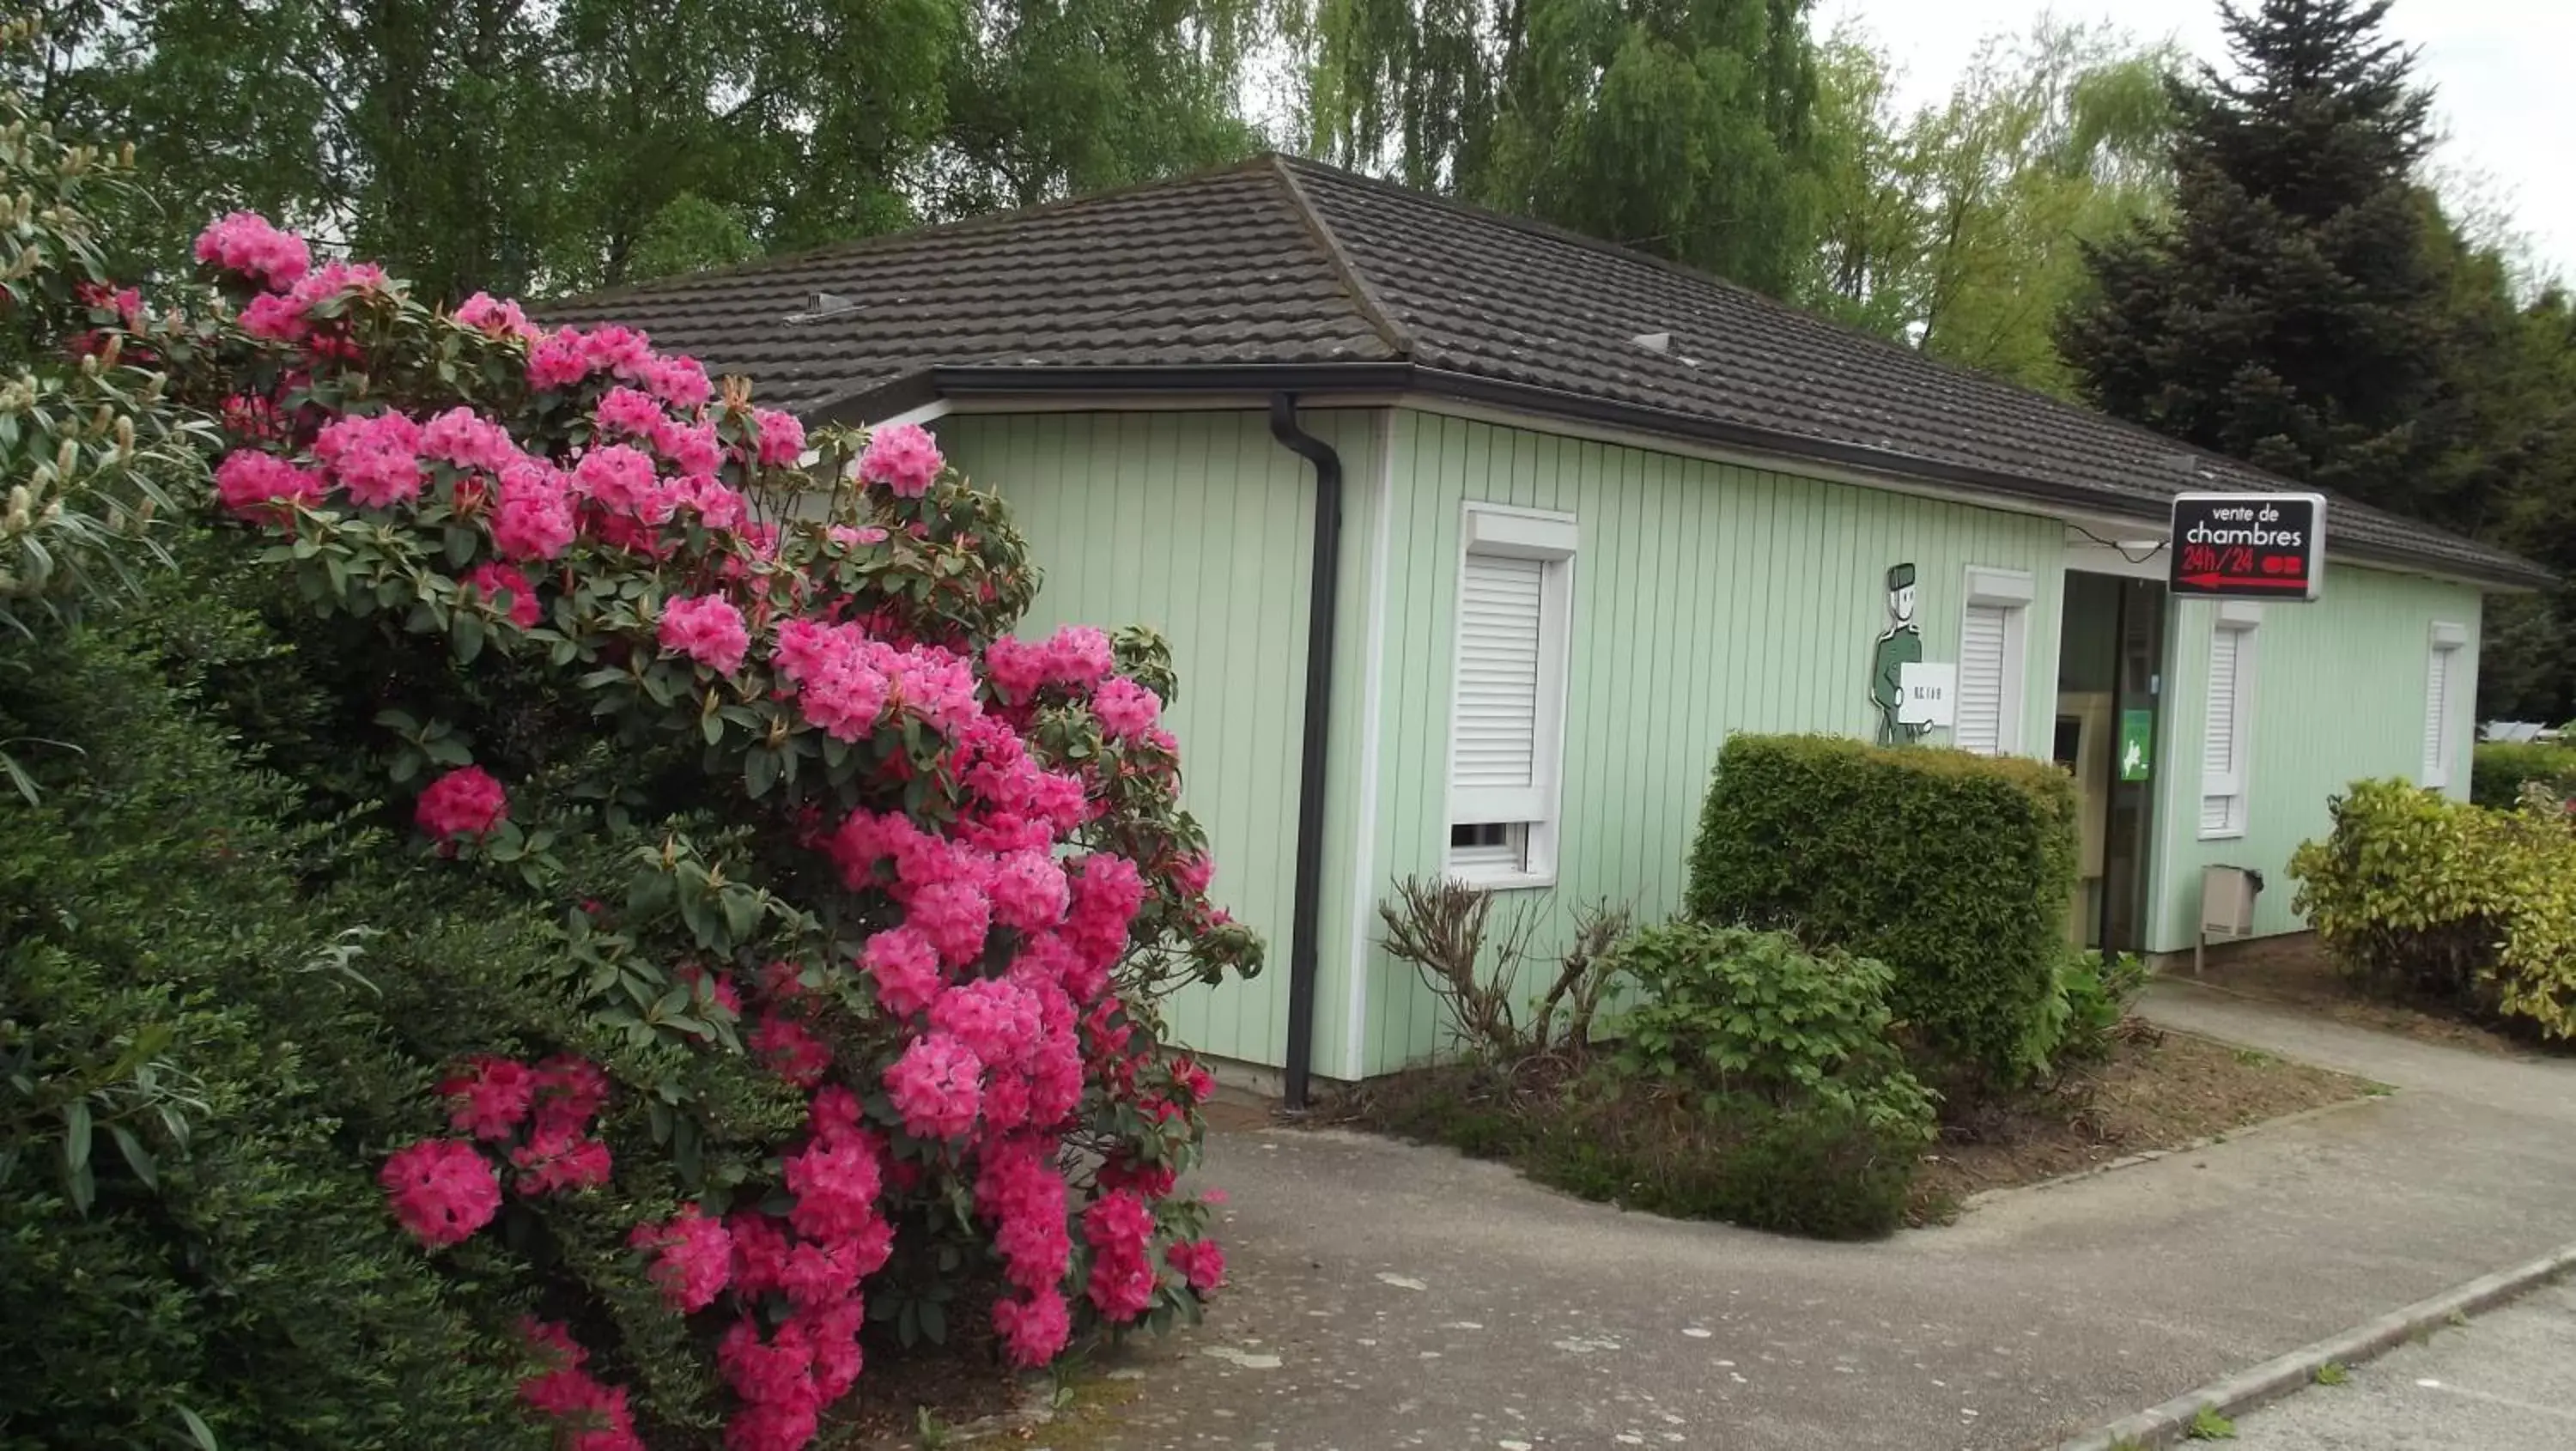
[{"x1": 125, "y1": 213, "x2": 1263, "y2": 1450}]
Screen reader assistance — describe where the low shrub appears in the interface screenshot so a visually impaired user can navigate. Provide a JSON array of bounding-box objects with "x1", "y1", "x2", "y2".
[
  {"x1": 2470, "y1": 740, "x2": 2576, "y2": 810},
  {"x1": 1355, "y1": 922, "x2": 1932, "y2": 1241},
  {"x1": 1374, "y1": 875, "x2": 1628, "y2": 1061},
  {"x1": 1607, "y1": 922, "x2": 1934, "y2": 1135},
  {"x1": 2046, "y1": 950, "x2": 2154, "y2": 1070},
  {"x1": 1526, "y1": 1084, "x2": 1922, "y2": 1241},
  {"x1": 1361, "y1": 1069, "x2": 1922, "y2": 1242},
  {"x1": 1685, "y1": 733, "x2": 2080, "y2": 1085},
  {"x1": 2290, "y1": 779, "x2": 2576, "y2": 1040},
  {"x1": 0, "y1": 622, "x2": 547, "y2": 1449}
]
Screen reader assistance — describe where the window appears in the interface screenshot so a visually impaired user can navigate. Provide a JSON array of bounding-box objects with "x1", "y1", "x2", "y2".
[
  {"x1": 1446, "y1": 503, "x2": 1577, "y2": 886},
  {"x1": 2422, "y1": 622, "x2": 2469, "y2": 789},
  {"x1": 1954, "y1": 568, "x2": 2035, "y2": 756},
  {"x1": 2199, "y1": 603, "x2": 2261, "y2": 839}
]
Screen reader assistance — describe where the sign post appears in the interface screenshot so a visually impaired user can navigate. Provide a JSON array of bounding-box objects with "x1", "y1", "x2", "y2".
[{"x1": 2168, "y1": 492, "x2": 2326, "y2": 601}]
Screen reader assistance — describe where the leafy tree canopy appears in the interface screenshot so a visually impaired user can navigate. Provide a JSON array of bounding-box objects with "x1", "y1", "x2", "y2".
[{"x1": 17, "y1": 0, "x2": 1268, "y2": 301}]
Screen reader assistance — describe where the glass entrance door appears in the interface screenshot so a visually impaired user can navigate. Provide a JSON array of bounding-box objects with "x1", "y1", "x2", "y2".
[{"x1": 2097, "y1": 578, "x2": 2167, "y2": 951}]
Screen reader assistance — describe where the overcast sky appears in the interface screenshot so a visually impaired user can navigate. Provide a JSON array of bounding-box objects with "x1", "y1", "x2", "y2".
[{"x1": 1823, "y1": 0, "x2": 2576, "y2": 286}]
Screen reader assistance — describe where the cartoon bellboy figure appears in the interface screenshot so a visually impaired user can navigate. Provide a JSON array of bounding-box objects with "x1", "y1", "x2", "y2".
[{"x1": 1870, "y1": 562, "x2": 1924, "y2": 745}]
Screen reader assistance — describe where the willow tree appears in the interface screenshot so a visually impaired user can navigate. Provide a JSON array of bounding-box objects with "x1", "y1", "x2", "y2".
[
  {"x1": 1805, "y1": 21, "x2": 2175, "y2": 396},
  {"x1": 1301, "y1": 0, "x2": 1829, "y2": 297},
  {"x1": 17, "y1": 0, "x2": 1267, "y2": 300}
]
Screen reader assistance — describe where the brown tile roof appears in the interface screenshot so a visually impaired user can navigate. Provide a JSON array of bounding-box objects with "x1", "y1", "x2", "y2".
[{"x1": 543, "y1": 155, "x2": 2543, "y2": 587}]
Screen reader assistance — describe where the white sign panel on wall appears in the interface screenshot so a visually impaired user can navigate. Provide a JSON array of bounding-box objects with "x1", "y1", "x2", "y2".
[{"x1": 1898, "y1": 662, "x2": 1956, "y2": 729}]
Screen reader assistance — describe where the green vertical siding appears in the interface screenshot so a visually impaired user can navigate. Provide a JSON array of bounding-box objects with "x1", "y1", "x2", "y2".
[
  {"x1": 933, "y1": 410, "x2": 1381, "y2": 1073},
  {"x1": 2146, "y1": 565, "x2": 2485, "y2": 953},
  {"x1": 1355, "y1": 410, "x2": 2069, "y2": 1076},
  {"x1": 934, "y1": 400, "x2": 2502, "y2": 1078}
]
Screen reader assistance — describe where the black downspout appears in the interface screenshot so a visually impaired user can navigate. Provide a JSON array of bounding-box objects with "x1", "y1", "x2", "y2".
[{"x1": 1268, "y1": 393, "x2": 1342, "y2": 1112}]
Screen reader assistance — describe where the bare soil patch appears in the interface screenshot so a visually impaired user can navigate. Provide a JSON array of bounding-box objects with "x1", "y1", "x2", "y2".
[
  {"x1": 1301, "y1": 1024, "x2": 2372, "y2": 1238},
  {"x1": 1911, "y1": 1022, "x2": 2373, "y2": 1218}
]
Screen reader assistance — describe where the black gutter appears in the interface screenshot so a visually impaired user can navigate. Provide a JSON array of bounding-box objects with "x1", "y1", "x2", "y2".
[
  {"x1": 1267, "y1": 393, "x2": 1343, "y2": 1112},
  {"x1": 932, "y1": 361, "x2": 1414, "y2": 400},
  {"x1": 923, "y1": 361, "x2": 2552, "y2": 591}
]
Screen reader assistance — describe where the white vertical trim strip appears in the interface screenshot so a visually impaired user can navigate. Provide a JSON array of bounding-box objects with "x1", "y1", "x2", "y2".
[
  {"x1": 1340, "y1": 412, "x2": 1396, "y2": 1082},
  {"x1": 862, "y1": 398, "x2": 952, "y2": 429}
]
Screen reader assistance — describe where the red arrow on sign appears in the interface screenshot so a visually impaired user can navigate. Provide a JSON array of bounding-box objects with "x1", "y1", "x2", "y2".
[{"x1": 2178, "y1": 574, "x2": 2309, "y2": 590}]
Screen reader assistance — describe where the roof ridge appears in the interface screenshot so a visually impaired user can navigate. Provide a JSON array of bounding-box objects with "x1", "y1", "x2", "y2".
[
  {"x1": 1265, "y1": 153, "x2": 1417, "y2": 359},
  {"x1": 542, "y1": 155, "x2": 1285, "y2": 311},
  {"x1": 1270, "y1": 155, "x2": 2486, "y2": 537}
]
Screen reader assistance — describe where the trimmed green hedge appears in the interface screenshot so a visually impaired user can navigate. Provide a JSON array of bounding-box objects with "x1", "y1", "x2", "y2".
[
  {"x1": 1685, "y1": 733, "x2": 2080, "y2": 1084},
  {"x1": 2470, "y1": 741, "x2": 2576, "y2": 810}
]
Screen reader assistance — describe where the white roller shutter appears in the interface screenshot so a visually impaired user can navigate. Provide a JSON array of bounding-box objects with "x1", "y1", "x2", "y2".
[
  {"x1": 1954, "y1": 603, "x2": 2008, "y2": 756},
  {"x1": 2201, "y1": 623, "x2": 2250, "y2": 836},
  {"x1": 1450, "y1": 552, "x2": 1545, "y2": 817},
  {"x1": 2422, "y1": 645, "x2": 2455, "y2": 787}
]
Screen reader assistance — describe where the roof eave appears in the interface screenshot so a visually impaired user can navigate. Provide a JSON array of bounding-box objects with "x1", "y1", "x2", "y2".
[{"x1": 887, "y1": 362, "x2": 2549, "y2": 592}]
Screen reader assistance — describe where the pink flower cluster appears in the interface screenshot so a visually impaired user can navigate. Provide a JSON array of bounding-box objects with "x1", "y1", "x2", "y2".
[
  {"x1": 773, "y1": 619, "x2": 981, "y2": 742},
  {"x1": 982, "y1": 624, "x2": 1115, "y2": 701},
  {"x1": 454, "y1": 291, "x2": 541, "y2": 342},
  {"x1": 749, "y1": 1011, "x2": 832, "y2": 1087},
  {"x1": 465, "y1": 561, "x2": 542, "y2": 628},
  {"x1": 511, "y1": 1056, "x2": 615, "y2": 1194},
  {"x1": 198, "y1": 212, "x2": 1247, "y2": 1450},
  {"x1": 214, "y1": 449, "x2": 325, "y2": 520},
  {"x1": 976, "y1": 1136, "x2": 1076, "y2": 1365},
  {"x1": 630, "y1": 1205, "x2": 733, "y2": 1312},
  {"x1": 494, "y1": 457, "x2": 578, "y2": 561},
  {"x1": 440, "y1": 1055, "x2": 537, "y2": 1139},
  {"x1": 715, "y1": 1091, "x2": 886, "y2": 1451},
  {"x1": 237, "y1": 259, "x2": 392, "y2": 343},
  {"x1": 1165, "y1": 1237, "x2": 1225, "y2": 1293},
  {"x1": 195, "y1": 211, "x2": 310, "y2": 290},
  {"x1": 314, "y1": 410, "x2": 425, "y2": 508},
  {"x1": 380, "y1": 1138, "x2": 500, "y2": 1247},
  {"x1": 1082, "y1": 1189, "x2": 1160, "y2": 1322},
  {"x1": 660, "y1": 593, "x2": 750, "y2": 675},
  {"x1": 526, "y1": 323, "x2": 711, "y2": 411},
  {"x1": 884, "y1": 1033, "x2": 983, "y2": 1139},
  {"x1": 754, "y1": 409, "x2": 807, "y2": 468},
  {"x1": 404, "y1": 1053, "x2": 616, "y2": 1229},
  {"x1": 422, "y1": 405, "x2": 519, "y2": 475},
  {"x1": 1092, "y1": 676, "x2": 1163, "y2": 741},
  {"x1": 855, "y1": 422, "x2": 943, "y2": 497},
  {"x1": 521, "y1": 1320, "x2": 644, "y2": 1451},
  {"x1": 416, "y1": 765, "x2": 508, "y2": 841}
]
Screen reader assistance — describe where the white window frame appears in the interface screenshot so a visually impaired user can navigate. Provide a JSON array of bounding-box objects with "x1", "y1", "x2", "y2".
[
  {"x1": 2199, "y1": 600, "x2": 2262, "y2": 841},
  {"x1": 1954, "y1": 566, "x2": 2036, "y2": 756},
  {"x1": 2422, "y1": 621, "x2": 2469, "y2": 790},
  {"x1": 1444, "y1": 502, "x2": 1577, "y2": 889}
]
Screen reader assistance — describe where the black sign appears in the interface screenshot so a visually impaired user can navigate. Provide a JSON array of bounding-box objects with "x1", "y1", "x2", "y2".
[{"x1": 2168, "y1": 492, "x2": 2325, "y2": 600}]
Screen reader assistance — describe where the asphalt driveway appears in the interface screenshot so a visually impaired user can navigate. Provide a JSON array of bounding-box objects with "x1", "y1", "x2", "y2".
[{"x1": 1075, "y1": 983, "x2": 2576, "y2": 1450}]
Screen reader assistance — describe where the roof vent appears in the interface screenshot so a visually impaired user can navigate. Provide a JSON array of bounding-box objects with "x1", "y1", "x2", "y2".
[
  {"x1": 1629, "y1": 330, "x2": 1702, "y2": 367},
  {"x1": 786, "y1": 291, "x2": 860, "y2": 324}
]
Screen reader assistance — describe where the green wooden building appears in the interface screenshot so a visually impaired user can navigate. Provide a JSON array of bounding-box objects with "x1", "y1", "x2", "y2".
[{"x1": 556, "y1": 155, "x2": 2546, "y2": 1098}]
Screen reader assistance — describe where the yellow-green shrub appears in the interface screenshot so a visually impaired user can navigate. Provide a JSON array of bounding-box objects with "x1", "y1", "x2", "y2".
[
  {"x1": 2470, "y1": 741, "x2": 2576, "y2": 810},
  {"x1": 2288, "y1": 779, "x2": 2576, "y2": 1040}
]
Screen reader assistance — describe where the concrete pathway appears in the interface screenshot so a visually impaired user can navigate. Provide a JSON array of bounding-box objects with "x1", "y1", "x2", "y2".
[
  {"x1": 2230, "y1": 1278, "x2": 2576, "y2": 1450},
  {"x1": 1073, "y1": 984, "x2": 2576, "y2": 1451}
]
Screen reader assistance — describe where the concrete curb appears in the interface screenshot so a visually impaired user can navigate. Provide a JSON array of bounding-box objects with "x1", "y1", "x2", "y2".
[{"x1": 2050, "y1": 1240, "x2": 2576, "y2": 1449}]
